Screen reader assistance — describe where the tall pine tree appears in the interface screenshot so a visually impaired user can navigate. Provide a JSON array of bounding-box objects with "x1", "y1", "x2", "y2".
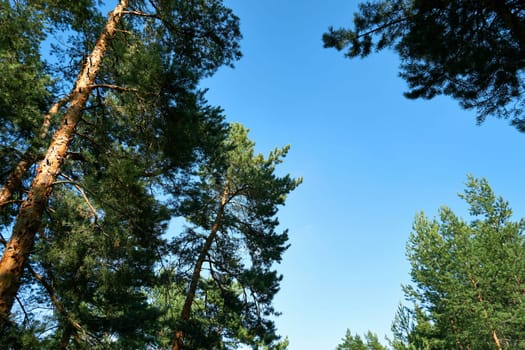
[
  {"x1": 165, "y1": 123, "x2": 301, "y2": 350},
  {"x1": 0, "y1": 0, "x2": 241, "y2": 346}
]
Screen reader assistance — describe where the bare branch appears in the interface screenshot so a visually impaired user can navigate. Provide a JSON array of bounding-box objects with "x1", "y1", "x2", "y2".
[
  {"x1": 121, "y1": 10, "x2": 159, "y2": 19},
  {"x1": 0, "y1": 200, "x2": 23, "y2": 208},
  {"x1": 354, "y1": 16, "x2": 410, "y2": 41},
  {"x1": 115, "y1": 29, "x2": 133, "y2": 35},
  {"x1": 14, "y1": 295, "x2": 29, "y2": 324},
  {"x1": 53, "y1": 175, "x2": 98, "y2": 223},
  {"x1": 88, "y1": 83, "x2": 139, "y2": 93}
]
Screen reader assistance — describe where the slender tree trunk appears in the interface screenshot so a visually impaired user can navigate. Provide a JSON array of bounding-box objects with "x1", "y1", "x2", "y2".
[
  {"x1": 0, "y1": 0, "x2": 129, "y2": 329},
  {"x1": 0, "y1": 95, "x2": 71, "y2": 209},
  {"x1": 492, "y1": 330, "x2": 503, "y2": 350},
  {"x1": 0, "y1": 157, "x2": 34, "y2": 209},
  {"x1": 172, "y1": 184, "x2": 230, "y2": 350}
]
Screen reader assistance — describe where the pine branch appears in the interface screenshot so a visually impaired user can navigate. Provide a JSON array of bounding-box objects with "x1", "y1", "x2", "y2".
[
  {"x1": 26, "y1": 264, "x2": 91, "y2": 345},
  {"x1": 354, "y1": 15, "x2": 411, "y2": 41},
  {"x1": 87, "y1": 83, "x2": 139, "y2": 93},
  {"x1": 0, "y1": 233, "x2": 87, "y2": 339},
  {"x1": 121, "y1": 10, "x2": 159, "y2": 19},
  {"x1": 54, "y1": 174, "x2": 98, "y2": 224},
  {"x1": 0, "y1": 97, "x2": 66, "y2": 208}
]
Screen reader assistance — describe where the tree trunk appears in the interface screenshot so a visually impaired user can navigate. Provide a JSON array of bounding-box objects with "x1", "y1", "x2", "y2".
[
  {"x1": 172, "y1": 184, "x2": 230, "y2": 350},
  {"x1": 0, "y1": 0, "x2": 129, "y2": 329},
  {"x1": 468, "y1": 275, "x2": 503, "y2": 350},
  {"x1": 0, "y1": 95, "x2": 70, "y2": 209},
  {"x1": 0, "y1": 157, "x2": 34, "y2": 209}
]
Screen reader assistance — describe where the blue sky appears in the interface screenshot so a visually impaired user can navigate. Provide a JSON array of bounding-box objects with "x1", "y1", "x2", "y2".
[{"x1": 199, "y1": 1, "x2": 525, "y2": 349}]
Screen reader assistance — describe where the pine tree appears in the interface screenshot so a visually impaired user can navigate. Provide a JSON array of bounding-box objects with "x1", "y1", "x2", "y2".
[
  {"x1": 404, "y1": 176, "x2": 525, "y2": 349},
  {"x1": 336, "y1": 329, "x2": 387, "y2": 350},
  {"x1": 0, "y1": 0, "x2": 241, "y2": 345},
  {"x1": 165, "y1": 123, "x2": 302, "y2": 350},
  {"x1": 323, "y1": 1, "x2": 525, "y2": 130}
]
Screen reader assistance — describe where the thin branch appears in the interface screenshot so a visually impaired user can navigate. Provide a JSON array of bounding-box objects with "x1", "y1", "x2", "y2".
[
  {"x1": 52, "y1": 177, "x2": 126, "y2": 241},
  {"x1": 248, "y1": 287, "x2": 262, "y2": 320},
  {"x1": 0, "y1": 200, "x2": 23, "y2": 207},
  {"x1": 208, "y1": 260, "x2": 229, "y2": 296},
  {"x1": 87, "y1": 83, "x2": 139, "y2": 93},
  {"x1": 79, "y1": 115, "x2": 98, "y2": 127},
  {"x1": 115, "y1": 29, "x2": 133, "y2": 35},
  {"x1": 53, "y1": 176, "x2": 98, "y2": 223},
  {"x1": 121, "y1": 10, "x2": 159, "y2": 19},
  {"x1": 75, "y1": 131, "x2": 106, "y2": 152},
  {"x1": 14, "y1": 295, "x2": 29, "y2": 324},
  {"x1": 26, "y1": 264, "x2": 89, "y2": 342},
  {"x1": 133, "y1": 2, "x2": 184, "y2": 36},
  {"x1": 354, "y1": 15, "x2": 411, "y2": 41}
]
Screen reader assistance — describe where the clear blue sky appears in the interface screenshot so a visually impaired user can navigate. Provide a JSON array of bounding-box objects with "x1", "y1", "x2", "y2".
[{"x1": 199, "y1": 1, "x2": 525, "y2": 349}]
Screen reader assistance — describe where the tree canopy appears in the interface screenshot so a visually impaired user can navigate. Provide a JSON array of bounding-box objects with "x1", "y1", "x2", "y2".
[
  {"x1": 336, "y1": 329, "x2": 387, "y2": 350},
  {"x1": 166, "y1": 123, "x2": 301, "y2": 350},
  {"x1": 323, "y1": 1, "x2": 525, "y2": 130},
  {"x1": 338, "y1": 177, "x2": 525, "y2": 350},
  {"x1": 0, "y1": 1, "x2": 300, "y2": 348},
  {"x1": 404, "y1": 176, "x2": 525, "y2": 349}
]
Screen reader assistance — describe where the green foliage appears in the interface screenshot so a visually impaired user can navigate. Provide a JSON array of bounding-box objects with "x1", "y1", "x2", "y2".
[
  {"x1": 164, "y1": 123, "x2": 302, "y2": 349},
  {"x1": 341, "y1": 177, "x2": 525, "y2": 350},
  {"x1": 0, "y1": 0, "x2": 253, "y2": 347},
  {"x1": 0, "y1": 1, "x2": 52, "y2": 143},
  {"x1": 323, "y1": 1, "x2": 525, "y2": 130},
  {"x1": 390, "y1": 304, "x2": 446, "y2": 350},
  {"x1": 336, "y1": 329, "x2": 388, "y2": 350},
  {"x1": 402, "y1": 176, "x2": 525, "y2": 349},
  {"x1": 0, "y1": 1, "x2": 298, "y2": 348}
]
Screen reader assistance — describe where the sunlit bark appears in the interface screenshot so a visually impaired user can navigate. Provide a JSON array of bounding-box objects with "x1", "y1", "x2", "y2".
[{"x1": 0, "y1": 0, "x2": 129, "y2": 329}]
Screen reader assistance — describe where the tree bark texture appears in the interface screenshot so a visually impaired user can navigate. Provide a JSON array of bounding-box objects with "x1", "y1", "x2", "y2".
[
  {"x1": 0, "y1": 0, "x2": 129, "y2": 329},
  {"x1": 0, "y1": 157, "x2": 34, "y2": 209},
  {"x1": 172, "y1": 184, "x2": 230, "y2": 350},
  {"x1": 0, "y1": 93, "x2": 70, "y2": 209}
]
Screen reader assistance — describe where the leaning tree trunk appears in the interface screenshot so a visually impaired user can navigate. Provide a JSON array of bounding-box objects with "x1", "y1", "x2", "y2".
[
  {"x1": 0, "y1": 0, "x2": 129, "y2": 329},
  {"x1": 0, "y1": 96, "x2": 69, "y2": 209},
  {"x1": 172, "y1": 184, "x2": 230, "y2": 350}
]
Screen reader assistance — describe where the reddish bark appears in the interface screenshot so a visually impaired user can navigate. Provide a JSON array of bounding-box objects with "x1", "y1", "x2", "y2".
[
  {"x1": 0, "y1": 95, "x2": 70, "y2": 209},
  {"x1": 0, "y1": 157, "x2": 34, "y2": 209},
  {"x1": 0, "y1": 0, "x2": 129, "y2": 328}
]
